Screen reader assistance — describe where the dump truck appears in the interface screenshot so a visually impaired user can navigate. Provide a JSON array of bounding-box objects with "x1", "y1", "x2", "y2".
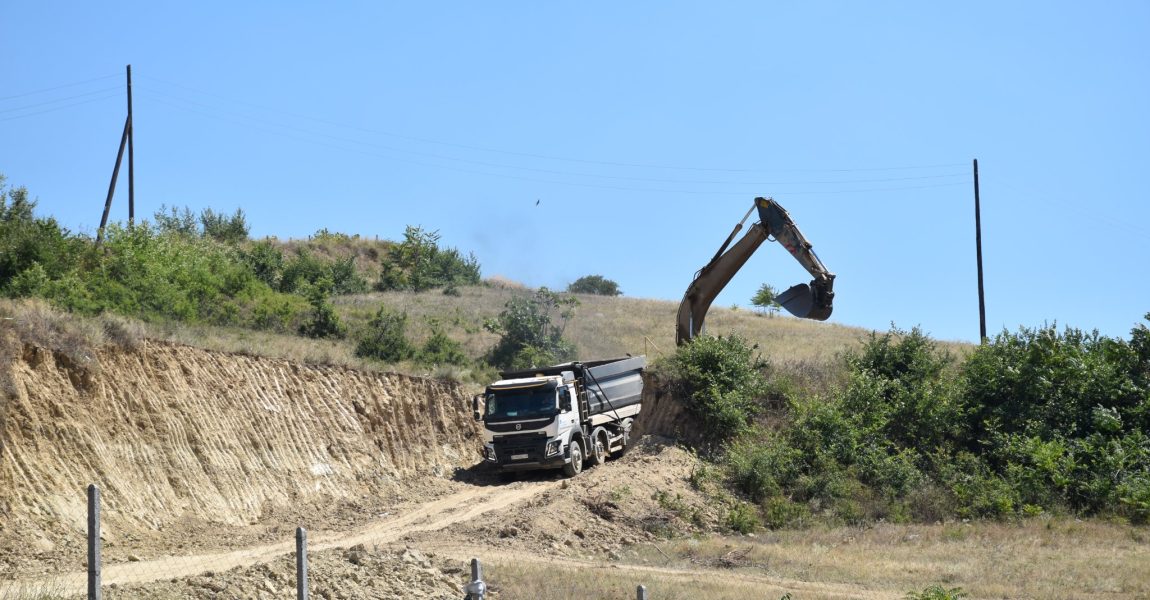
[{"x1": 472, "y1": 356, "x2": 645, "y2": 477}]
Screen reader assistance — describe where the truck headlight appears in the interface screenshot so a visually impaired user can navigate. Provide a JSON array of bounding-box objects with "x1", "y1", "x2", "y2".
[
  {"x1": 484, "y1": 446, "x2": 496, "y2": 461},
  {"x1": 546, "y1": 440, "x2": 561, "y2": 457}
]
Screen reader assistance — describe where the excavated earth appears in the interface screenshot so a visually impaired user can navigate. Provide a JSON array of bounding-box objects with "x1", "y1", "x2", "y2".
[{"x1": 0, "y1": 337, "x2": 723, "y2": 598}]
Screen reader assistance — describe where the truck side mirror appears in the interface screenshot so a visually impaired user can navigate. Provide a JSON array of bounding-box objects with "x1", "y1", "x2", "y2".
[
  {"x1": 558, "y1": 388, "x2": 572, "y2": 412},
  {"x1": 471, "y1": 395, "x2": 482, "y2": 421}
]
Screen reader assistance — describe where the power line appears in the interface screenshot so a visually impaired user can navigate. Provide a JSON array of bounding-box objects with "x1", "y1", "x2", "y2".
[
  {"x1": 0, "y1": 90, "x2": 122, "y2": 123},
  {"x1": 137, "y1": 85, "x2": 970, "y2": 188},
  {"x1": 137, "y1": 73, "x2": 967, "y2": 175},
  {"x1": 0, "y1": 73, "x2": 121, "y2": 101},
  {"x1": 141, "y1": 91, "x2": 971, "y2": 198},
  {"x1": 0, "y1": 86, "x2": 122, "y2": 114}
]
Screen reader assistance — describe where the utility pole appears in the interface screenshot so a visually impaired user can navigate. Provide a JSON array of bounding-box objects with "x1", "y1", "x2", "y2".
[
  {"x1": 974, "y1": 159, "x2": 987, "y2": 342},
  {"x1": 127, "y1": 64, "x2": 135, "y2": 227},
  {"x1": 97, "y1": 64, "x2": 134, "y2": 244}
]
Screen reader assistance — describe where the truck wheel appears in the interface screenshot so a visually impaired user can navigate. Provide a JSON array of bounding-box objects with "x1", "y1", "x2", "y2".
[
  {"x1": 613, "y1": 421, "x2": 633, "y2": 458},
  {"x1": 590, "y1": 430, "x2": 609, "y2": 467},
  {"x1": 562, "y1": 439, "x2": 584, "y2": 478}
]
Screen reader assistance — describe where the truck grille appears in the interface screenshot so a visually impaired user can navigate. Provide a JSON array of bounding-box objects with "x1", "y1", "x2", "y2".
[{"x1": 493, "y1": 433, "x2": 547, "y2": 463}]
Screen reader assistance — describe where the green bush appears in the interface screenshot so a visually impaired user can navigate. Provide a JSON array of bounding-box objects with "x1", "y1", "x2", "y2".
[
  {"x1": 567, "y1": 274, "x2": 622, "y2": 296},
  {"x1": 724, "y1": 502, "x2": 760, "y2": 534},
  {"x1": 760, "y1": 496, "x2": 811, "y2": 529},
  {"x1": 0, "y1": 178, "x2": 80, "y2": 293},
  {"x1": 241, "y1": 240, "x2": 284, "y2": 289},
  {"x1": 665, "y1": 334, "x2": 768, "y2": 445},
  {"x1": 298, "y1": 281, "x2": 346, "y2": 340},
  {"x1": 355, "y1": 306, "x2": 414, "y2": 362},
  {"x1": 418, "y1": 320, "x2": 469, "y2": 366},
  {"x1": 962, "y1": 323, "x2": 1147, "y2": 441},
  {"x1": 727, "y1": 436, "x2": 801, "y2": 503}
]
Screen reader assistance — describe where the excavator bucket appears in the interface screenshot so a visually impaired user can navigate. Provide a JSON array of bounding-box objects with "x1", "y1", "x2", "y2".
[{"x1": 776, "y1": 283, "x2": 832, "y2": 321}]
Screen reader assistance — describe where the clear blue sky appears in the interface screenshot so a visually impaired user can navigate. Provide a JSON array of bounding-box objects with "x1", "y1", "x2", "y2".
[{"x1": 3, "y1": 2, "x2": 1148, "y2": 343}]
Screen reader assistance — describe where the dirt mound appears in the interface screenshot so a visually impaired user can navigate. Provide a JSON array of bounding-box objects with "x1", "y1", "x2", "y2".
[
  {"x1": 417, "y1": 438, "x2": 719, "y2": 559},
  {"x1": 0, "y1": 340, "x2": 480, "y2": 575}
]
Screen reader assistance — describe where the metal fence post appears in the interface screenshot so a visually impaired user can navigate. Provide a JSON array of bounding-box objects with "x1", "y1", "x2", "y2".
[
  {"x1": 296, "y1": 527, "x2": 308, "y2": 600},
  {"x1": 87, "y1": 484, "x2": 101, "y2": 600},
  {"x1": 637, "y1": 584, "x2": 648, "y2": 600},
  {"x1": 463, "y1": 557, "x2": 486, "y2": 600}
]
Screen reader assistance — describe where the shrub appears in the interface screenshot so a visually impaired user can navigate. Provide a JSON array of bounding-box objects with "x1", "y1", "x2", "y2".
[
  {"x1": 242, "y1": 240, "x2": 284, "y2": 289},
  {"x1": 298, "y1": 281, "x2": 345, "y2": 340},
  {"x1": 355, "y1": 306, "x2": 414, "y2": 362},
  {"x1": 962, "y1": 323, "x2": 1146, "y2": 441},
  {"x1": 279, "y1": 248, "x2": 328, "y2": 294},
  {"x1": 567, "y1": 275, "x2": 622, "y2": 296},
  {"x1": 724, "y1": 502, "x2": 760, "y2": 534},
  {"x1": 906, "y1": 585, "x2": 967, "y2": 600},
  {"x1": 0, "y1": 178, "x2": 78, "y2": 293},
  {"x1": 418, "y1": 320, "x2": 469, "y2": 366},
  {"x1": 727, "y1": 436, "x2": 801, "y2": 503},
  {"x1": 665, "y1": 334, "x2": 767, "y2": 446}
]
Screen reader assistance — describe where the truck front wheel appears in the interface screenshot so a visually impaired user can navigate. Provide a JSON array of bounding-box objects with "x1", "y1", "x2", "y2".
[{"x1": 562, "y1": 440, "x2": 584, "y2": 478}]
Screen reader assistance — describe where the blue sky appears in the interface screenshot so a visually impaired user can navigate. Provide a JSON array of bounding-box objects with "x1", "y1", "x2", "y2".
[{"x1": 3, "y1": 2, "x2": 1148, "y2": 343}]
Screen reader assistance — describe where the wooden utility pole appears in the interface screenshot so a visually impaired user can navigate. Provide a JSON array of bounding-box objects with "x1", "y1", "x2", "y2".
[
  {"x1": 974, "y1": 159, "x2": 987, "y2": 342},
  {"x1": 97, "y1": 64, "x2": 134, "y2": 244},
  {"x1": 127, "y1": 64, "x2": 135, "y2": 227}
]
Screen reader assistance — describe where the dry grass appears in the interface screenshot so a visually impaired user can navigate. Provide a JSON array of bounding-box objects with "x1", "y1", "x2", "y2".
[
  {"x1": 621, "y1": 518, "x2": 1150, "y2": 599},
  {"x1": 485, "y1": 558, "x2": 807, "y2": 600},
  {"x1": 0, "y1": 282, "x2": 958, "y2": 391},
  {"x1": 332, "y1": 282, "x2": 918, "y2": 387}
]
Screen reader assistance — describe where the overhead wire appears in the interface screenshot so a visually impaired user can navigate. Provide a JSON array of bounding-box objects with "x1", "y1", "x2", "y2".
[
  {"x1": 137, "y1": 74, "x2": 967, "y2": 175},
  {"x1": 0, "y1": 86, "x2": 123, "y2": 114},
  {"x1": 141, "y1": 90, "x2": 971, "y2": 198},
  {"x1": 0, "y1": 90, "x2": 123, "y2": 123},
  {"x1": 2, "y1": 73, "x2": 972, "y2": 197},
  {"x1": 136, "y1": 83, "x2": 970, "y2": 194},
  {"x1": 0, "y1": 73, "x2": 120, "y2": 101}
]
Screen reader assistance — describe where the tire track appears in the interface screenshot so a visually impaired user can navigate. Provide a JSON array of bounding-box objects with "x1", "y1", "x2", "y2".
[{"x1": 0, "y1": 479, "x2": 559, "y2": 596}]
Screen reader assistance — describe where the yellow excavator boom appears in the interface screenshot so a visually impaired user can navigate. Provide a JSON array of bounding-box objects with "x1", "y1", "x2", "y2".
[{"x1": 675, "y1": 197, "x2": 835, "y2": 346}]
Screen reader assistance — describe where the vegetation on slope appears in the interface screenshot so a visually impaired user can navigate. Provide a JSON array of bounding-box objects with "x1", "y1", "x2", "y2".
[
  {"x1": 663, "y1": 322, "x2": 1150, "y2": 529},
  {"x1": 5, "y1": 172, "x2": 1147, "y2": 527}
]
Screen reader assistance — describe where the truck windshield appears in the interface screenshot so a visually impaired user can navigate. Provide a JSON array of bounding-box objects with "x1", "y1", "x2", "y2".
[{"x1": 485, "y1": 389, "x2": 556, "y2": 420}]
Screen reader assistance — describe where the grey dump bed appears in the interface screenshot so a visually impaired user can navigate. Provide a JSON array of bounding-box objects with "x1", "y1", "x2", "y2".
[{"x1": 500, "y1": 356, "x2": 646, "y2": 418}]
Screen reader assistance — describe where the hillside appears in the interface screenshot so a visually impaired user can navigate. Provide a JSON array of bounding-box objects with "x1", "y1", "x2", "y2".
[{"x1": 2, "y1": 300, "x2": 1147, "y2": 599}]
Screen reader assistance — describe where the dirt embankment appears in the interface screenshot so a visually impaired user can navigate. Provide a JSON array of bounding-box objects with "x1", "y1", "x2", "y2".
[{"x1": 0, "y1": 340, "x2": 481, "y2": 572}]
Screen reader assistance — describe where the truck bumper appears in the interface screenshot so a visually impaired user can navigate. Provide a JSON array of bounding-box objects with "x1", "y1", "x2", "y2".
[{"x1": 488, "y1": 433, "x2": 567, "y2": 471}]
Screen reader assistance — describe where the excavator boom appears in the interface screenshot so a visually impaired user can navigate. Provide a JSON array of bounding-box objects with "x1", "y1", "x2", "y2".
[{"x1": 675, "y1": 197, "x2": 835, "y2": 346}]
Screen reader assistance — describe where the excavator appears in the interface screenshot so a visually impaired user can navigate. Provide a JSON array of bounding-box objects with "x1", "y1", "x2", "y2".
[{"x1": 676, "y1": 197, "x2": 835, "y2": 346}]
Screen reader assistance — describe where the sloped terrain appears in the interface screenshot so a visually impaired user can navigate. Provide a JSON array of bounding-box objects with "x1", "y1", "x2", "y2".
[{"x1": 0, "y1": 339, "x2": 481, "y2": 576}]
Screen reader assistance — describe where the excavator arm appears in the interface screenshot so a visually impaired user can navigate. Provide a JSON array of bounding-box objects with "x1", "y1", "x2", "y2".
[{"x1": 675, "y1": 197, "x2": 835, "y2": 346}]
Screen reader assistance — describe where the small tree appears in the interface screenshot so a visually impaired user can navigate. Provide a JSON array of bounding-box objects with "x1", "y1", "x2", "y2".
[
  {"x1": 485, "y1": 288, "x2": 578, "y2": 369},
  {"x1": 298, "y1": 279, "x2": 346, "y2": 339},
  {"x1": 153, "y1": 205, "x2": 198, "y2": 237},
  {"x1": 200, "y1": 208, "x2": 249, "y2": 244},
  {"x1": 751, "y1": 283, "x2": 781, "y2": 316},
  {"x1": 567, "y1": 275, "x2": 622, "y2": 296}
]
